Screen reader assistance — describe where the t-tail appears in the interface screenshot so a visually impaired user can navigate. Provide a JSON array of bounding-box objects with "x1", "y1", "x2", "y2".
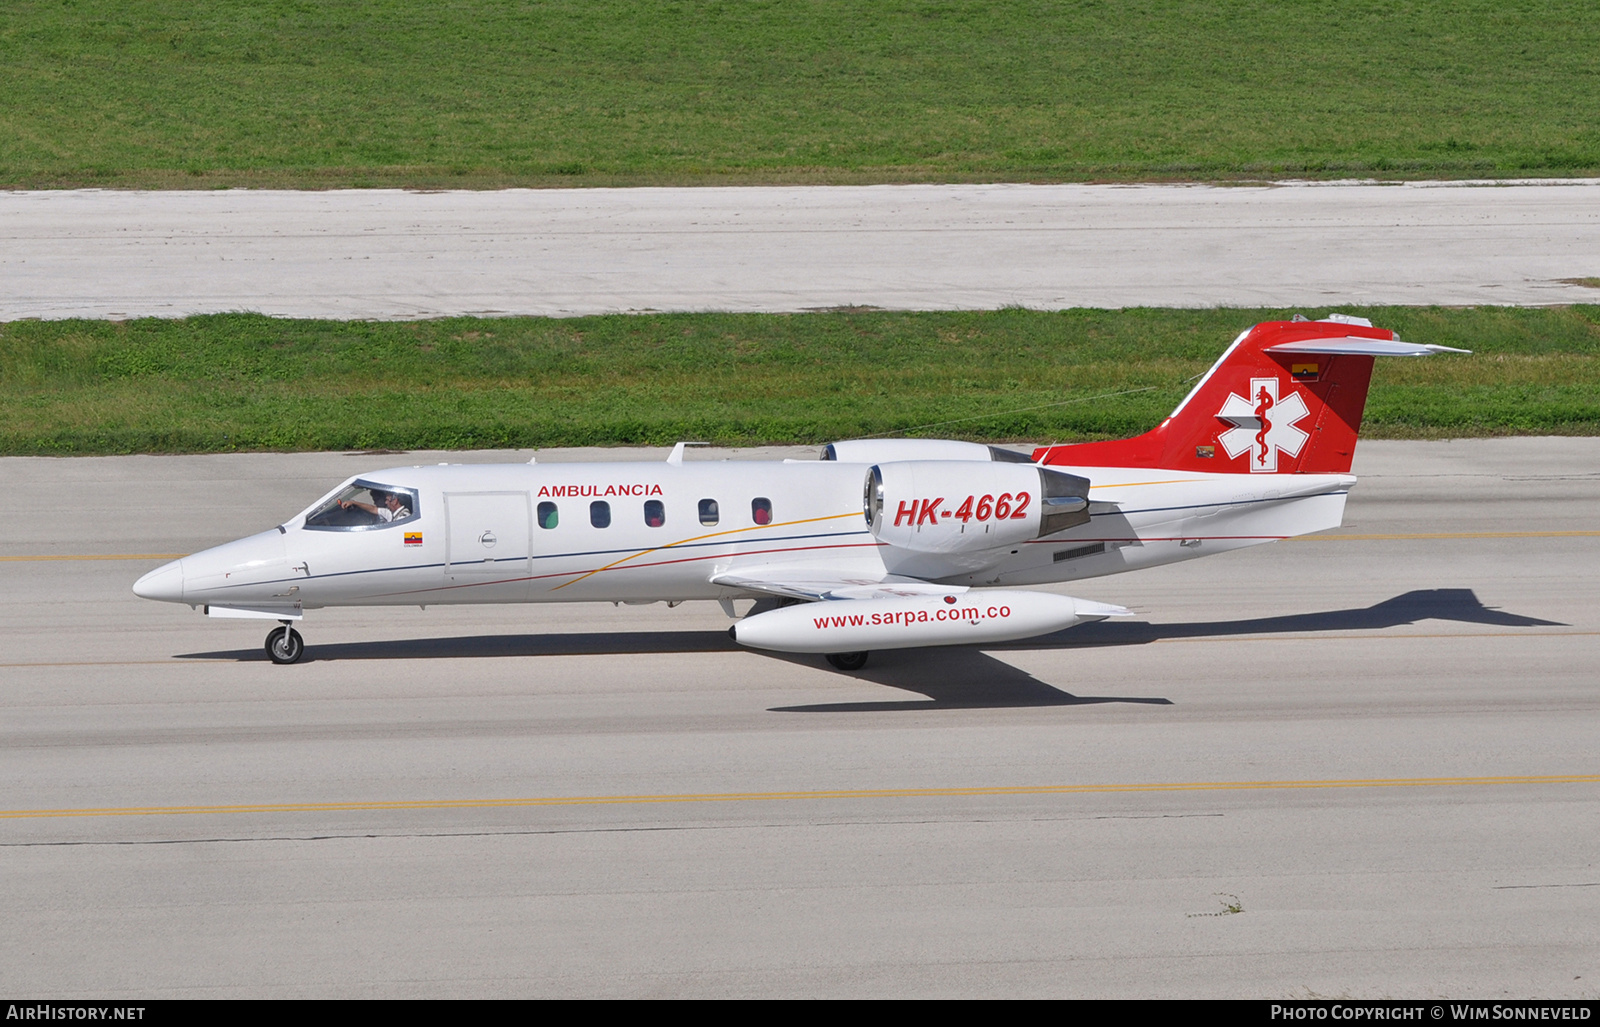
[{"x1": 1033, "y1": 315, "x2": 1468, "y2": 474}]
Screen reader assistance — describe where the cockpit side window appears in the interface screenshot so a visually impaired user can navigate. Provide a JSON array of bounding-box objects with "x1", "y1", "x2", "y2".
[{"x1": 304, "y1": 481, "x2": 420, "y2": 531}]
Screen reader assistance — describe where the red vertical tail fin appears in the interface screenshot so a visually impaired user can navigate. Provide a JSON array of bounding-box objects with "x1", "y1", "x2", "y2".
[{"x1": 1033, "y1": 317, "x2": 1465, "y2": 474}]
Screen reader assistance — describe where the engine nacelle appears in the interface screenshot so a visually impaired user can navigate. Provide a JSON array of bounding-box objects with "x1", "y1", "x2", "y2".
[
  {"x1": 822, "y1": 439, "x2": 1034, "y2": 464},
  {"x1": 864, "y1": 461, "x2": 1092, "y2": 554}
]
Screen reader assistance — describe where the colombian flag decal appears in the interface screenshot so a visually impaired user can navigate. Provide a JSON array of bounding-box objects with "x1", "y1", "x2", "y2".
[
  {"x1": 404, "y1": 532, "x2": 423, "y2": 546},
  {"x1": 1291, "y1": 363, "x2": 1320, "y2": 381}
]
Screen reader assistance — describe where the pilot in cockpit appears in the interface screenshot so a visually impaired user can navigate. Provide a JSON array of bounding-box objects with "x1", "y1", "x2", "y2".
[{"x1": 339, "y1": 489, "x2": 411, "y2": 523}]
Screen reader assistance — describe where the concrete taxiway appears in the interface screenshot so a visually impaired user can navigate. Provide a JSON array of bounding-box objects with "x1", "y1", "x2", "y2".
[
  {"x1": 4, "y1": 180, "x2": 1599, "y2": 319},
  {"x1": 2, "y1": 438, "x2": 1597, "y2": 997}
]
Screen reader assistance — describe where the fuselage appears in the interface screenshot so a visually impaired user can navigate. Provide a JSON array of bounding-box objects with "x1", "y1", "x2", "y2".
[{"x1": 133, "y1": 457, "x2": 1355, "y2": 614}]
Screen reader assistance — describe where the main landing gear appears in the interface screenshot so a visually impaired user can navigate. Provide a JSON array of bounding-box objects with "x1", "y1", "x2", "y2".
[
  {"x1": 265, "y1": 622, "x2": 305, "y2": 664},
  {"x1": 825, "y1": 651, "x2": 869, "y2": 671}
]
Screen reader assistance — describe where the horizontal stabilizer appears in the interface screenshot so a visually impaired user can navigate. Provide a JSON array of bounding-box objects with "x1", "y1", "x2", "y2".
[{"x1": 1265, "y1": 337, "x2": 1471, "y2": 357}]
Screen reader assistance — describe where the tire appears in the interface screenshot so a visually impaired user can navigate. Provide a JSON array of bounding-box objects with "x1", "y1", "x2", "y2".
[
  {"x1": 265, "y1": 626, "x2": 305, "y2": 664},
  {"x1": 825, "y1": 651, "x2": 869, "y2": 671}
]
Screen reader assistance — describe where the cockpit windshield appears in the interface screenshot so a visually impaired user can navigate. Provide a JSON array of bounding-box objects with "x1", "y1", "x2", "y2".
[{"x1": 303, "y1": 481, "x2": 420, "y2": 531}]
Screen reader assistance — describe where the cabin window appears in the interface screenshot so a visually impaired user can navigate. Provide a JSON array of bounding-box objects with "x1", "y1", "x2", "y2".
[
  {"x1": 303, "y1": 481, "x2": 419, "y2": 532},
  {"x1": 751, "y1": 497, "x2": 773, "y2": 525},
  {"x1": 537, "y1": 502, "x2": 559, "y2": 529},
  {"x1": 644, "y1": 499, "x2": 665, "y2": 527},
  {"x1": 698, "y1": 499, "x2": 719, "y2": 526},
  {"x1": 590, "y1": 501, "x2": 611, "y2": 528}
]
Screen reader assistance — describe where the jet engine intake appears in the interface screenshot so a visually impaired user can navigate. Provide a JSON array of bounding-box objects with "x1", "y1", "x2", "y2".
[{"x1": 864, "y1": 461, "x2": 1091, "y2": 554}]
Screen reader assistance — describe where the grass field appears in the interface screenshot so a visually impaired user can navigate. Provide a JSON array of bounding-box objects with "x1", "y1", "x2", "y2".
[
  {"x1": 4, "y1": 1, "x2": 1598, "y2": 188},
  {"x1": 3, "y1": 307, "x2": 1596, "y2": 455}
]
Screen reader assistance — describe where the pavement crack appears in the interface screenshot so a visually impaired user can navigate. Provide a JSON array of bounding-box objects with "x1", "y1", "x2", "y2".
[{"x1": 0, "y1": 812, "x2": 1228, "y2": 848}]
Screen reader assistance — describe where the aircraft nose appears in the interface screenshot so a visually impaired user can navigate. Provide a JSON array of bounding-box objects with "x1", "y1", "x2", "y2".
[{"x1": 133, "y1": 559, "x2": 185, "y2": 603}]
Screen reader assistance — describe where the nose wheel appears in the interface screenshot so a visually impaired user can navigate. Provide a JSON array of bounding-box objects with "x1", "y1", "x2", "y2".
[{"x1": 265, "y1": 623, "x2": 304, "y2": 664}]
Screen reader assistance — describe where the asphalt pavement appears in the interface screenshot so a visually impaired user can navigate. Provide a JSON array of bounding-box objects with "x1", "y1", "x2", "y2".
[{"x1": 2, "y1": 439, "x2": 1596, "y2": 997}]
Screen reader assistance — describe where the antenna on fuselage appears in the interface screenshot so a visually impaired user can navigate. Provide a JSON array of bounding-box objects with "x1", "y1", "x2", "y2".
[{"x1": 666, "y1": 441, "x2": 709, "y2": 465}]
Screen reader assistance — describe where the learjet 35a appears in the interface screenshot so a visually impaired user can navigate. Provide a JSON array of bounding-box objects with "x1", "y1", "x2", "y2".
[{"x1": 134, "y1": 315, "x2": 1465, "y2": 666}]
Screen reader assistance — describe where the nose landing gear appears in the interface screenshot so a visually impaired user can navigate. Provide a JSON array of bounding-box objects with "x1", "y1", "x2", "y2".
[
  {"x1": 825, "y1": 651, "x2": 869, "y2": 671},
  {"x1": 265, "y1": 622, "x2": 305, "y2": 664}
]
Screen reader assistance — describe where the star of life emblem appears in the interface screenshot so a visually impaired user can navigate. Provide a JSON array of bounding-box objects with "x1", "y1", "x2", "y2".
[{"x1": 1216, "y1": 377, "x2": 1310, "y2": 472}]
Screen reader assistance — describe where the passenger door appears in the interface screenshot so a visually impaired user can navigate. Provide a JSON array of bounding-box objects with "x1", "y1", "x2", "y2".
[{"x1": 444, "y1": 492, "x2": 532, "y2": 598}]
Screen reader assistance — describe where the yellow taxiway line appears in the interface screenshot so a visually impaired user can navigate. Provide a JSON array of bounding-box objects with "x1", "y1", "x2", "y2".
[{"x1": 5, "y1": 774, "x2": 1596, "y2": 820}]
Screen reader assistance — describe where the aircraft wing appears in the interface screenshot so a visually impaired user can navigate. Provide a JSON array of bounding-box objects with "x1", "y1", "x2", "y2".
[
  {"x1": 710, "y1": 570, "x2": 970, "y2": 602},
  {"x1": 713, "y1": 569, "x2": 1131, "y2": 620}
]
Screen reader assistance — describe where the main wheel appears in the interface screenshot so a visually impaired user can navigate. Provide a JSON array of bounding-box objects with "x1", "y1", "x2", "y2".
[
  {"x1": 825, "y1": 651, "x2": 869, "y2": 671},
  {"x1": 265, "y1": 626, "x2": 305, "y2": 664}
]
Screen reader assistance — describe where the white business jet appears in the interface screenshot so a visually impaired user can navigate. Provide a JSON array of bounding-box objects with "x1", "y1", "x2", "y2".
[{"x1": 134, "y1": 315, "x2": 1465, "y2": 666}]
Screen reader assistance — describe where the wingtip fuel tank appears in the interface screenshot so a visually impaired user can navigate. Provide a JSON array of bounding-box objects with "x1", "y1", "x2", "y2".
[{"x1": 730, "y1": 590, "x2": 1131, "y2": 654}]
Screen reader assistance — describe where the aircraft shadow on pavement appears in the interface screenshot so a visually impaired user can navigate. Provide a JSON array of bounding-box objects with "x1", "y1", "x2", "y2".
[
  {"x1": 175, "y1": 588, "x2": 1557, "y2": 711},
  {"x1": 176, "y1": 630, "x2": 1170, "y2": 711},
  {"x1": 766, "y1": 587, "x2": 1562, "y2": 713},
  {"x1": 764, "y1": 647, "x2": 1174, "y2": 712},
  {"x1": 1019, "y1": 587, "x2": 1565, "y2": 652},
  {"x1": 176, "y1": 629, "x2": 741, "y2": 664}
]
